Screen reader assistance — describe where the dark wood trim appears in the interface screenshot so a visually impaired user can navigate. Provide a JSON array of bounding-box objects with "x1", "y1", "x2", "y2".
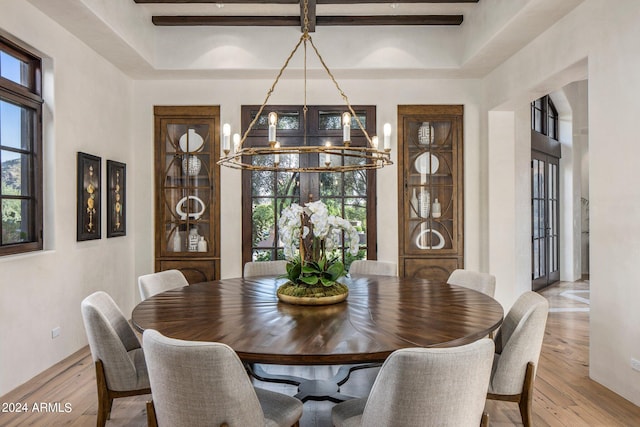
[
  {"x1": 136, "y1": 0, "x2": 477, "y2": 3},
  {"x1": 153, "y1": 106, "x2": 221, "y2": 283},
  {"x1": 0, "y1": 36, "x2": 44, "y2": 257},
  {"x1": 317, "y1": 15, "x2": 463, "y2": 26},
  {"x1": 487, "y1": 361, "x2": 536, "y2": 427},
  {"x1": 317, "y1": 0, "x2": 477, "y2": 2},
  {"x1": 146, "y1": 401, "x2": 158, "y2": 427},
  {"x1": 397, "y1": 105, "x2": 464, "y2": 279},
  {"x1": 95, "y1": 360, "x2": 151, "y2": 427},
  {"x1": 153, "y1": 15, "x2": 300, "y2": 26},
  {"x1": 153, "y1": 14, "x2": 463, "y2": 26}
]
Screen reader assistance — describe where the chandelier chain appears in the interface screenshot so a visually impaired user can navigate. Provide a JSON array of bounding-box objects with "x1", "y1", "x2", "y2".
[
  {"x1": 307, "y1": 36, "x2": 373, "y2": 145},
  {"x1": 238, "y1": 34, "x2": 306, "y2": 150},
  {"x1": 218, "y1": 0, "x2": 392, "y2": 173},
  {"x1": 302, "y1": 0, "x2": 310, "y2": 35}
]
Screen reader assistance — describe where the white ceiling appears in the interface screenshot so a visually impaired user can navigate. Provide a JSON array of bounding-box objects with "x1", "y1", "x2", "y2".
[{"x1": 26, "y1": 0, "x2": 586, "y2": 79}]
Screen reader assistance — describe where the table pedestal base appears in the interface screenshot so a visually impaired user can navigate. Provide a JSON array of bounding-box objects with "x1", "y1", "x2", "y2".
[{"x1": 247, "y1": 363, "x2": 381, "y2": 403}]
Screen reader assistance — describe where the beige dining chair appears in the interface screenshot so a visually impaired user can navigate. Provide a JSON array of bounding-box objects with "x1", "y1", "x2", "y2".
[
  {"x1": 138, "y1": 269, "x2": 188, "y2": 301},
  {"x1": 447, "y1": 269, "x2": 496, "y2": 297},
  {"x1": 81, "y1": 291, "x2": 151, "y2": 427},
  {"x1": 332, "y1": 338, "x2": 494, "y2": 427},
  {"x1": 142, "y1": 329, "x2": 303, "y2": 427},
  {"x1": 487, "y1": 291, "x2": 549, "y2": 427},
  {"x1": 348, "y1": 260, "x2": 397, "y2": 277},
  {"x1": 243, "y1": 260, "x2": 288, "y2": 278}
]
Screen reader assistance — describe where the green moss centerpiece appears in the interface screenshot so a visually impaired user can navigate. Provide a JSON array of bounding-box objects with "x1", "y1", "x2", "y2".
[{"x1": 277, "y1": 200, "x2": 359, "y2": 306}]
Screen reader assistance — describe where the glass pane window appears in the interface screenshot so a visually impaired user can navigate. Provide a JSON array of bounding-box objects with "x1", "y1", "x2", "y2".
[
  {"x1": 0, "y1": 36, "x2": 42, "y2": 256},
  {"x1": 2, "y1": 199, "x2": 33, "y2": 244},
  {"x1": 532, "y1": 95, "x2": 559, "y2": 139},
  {"x1": 252, "y1": 111, "x2": 300, "y2": 130},
  {"x1": 1, "y1": 150, "x2": 32, "y2": 196},
  {"x1": 318, "y1": 111, "x2": 367, "y2": 130},
  {"x1": 0, "y1": 51, "x2": 29, "y2": 87},
  {"x1": 1, "y1": 99, "x2": 35, "y2": 151},
  {"x1": 242, "y1": 105, "x2": 376, "y2": 267}
]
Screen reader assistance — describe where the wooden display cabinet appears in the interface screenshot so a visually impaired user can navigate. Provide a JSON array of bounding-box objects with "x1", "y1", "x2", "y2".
[
  {"x1": 154, "y1": 106, "x2": 221, "y2": 283},
  {"x1": 397, "y1": 105, "x2": 464, "y2": 280}
]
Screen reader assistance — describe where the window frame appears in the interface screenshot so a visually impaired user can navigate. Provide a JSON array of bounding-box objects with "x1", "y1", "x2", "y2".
[
  {"x1": 531, "y1": 95, "x2": 558, "y2": 140},
  {"x1": 240, "y1": 105, "x2": 378, "y2": 267},
  {"x1": 0, "y1": 36, "x2": 43, "y2": 256}
]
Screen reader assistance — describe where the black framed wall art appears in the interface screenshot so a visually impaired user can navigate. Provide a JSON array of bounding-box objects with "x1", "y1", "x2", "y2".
[
  {"x1": 106, "y1": 160, "x2": 126, "y2": 237},
  {"x1": 77, "y1": 152, "x2": 101, "y2": 241}
]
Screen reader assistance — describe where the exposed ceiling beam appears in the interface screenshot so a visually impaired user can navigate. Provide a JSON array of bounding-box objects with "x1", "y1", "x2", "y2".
[
  {"x1": 139, "y1": 0, "x2": 473, "y2": 29},
  {"x1": 316, "y1": 0, "x2": 478, "y2": 3},
  {"x1": 135, "y1": 1, "x2": 478, "y2": 4},
  {"x1": 152, "y1": 14, "x2": 463, "y2": 26},
  {"x1": 317, "y1": 14, "x2": 462, "y2": 25},
  {"x1": 136, "y1": 1, "x2": 300, "y2": 3},
  {"x1": 152, "y1": 15, "x2": 300, "y2": 25}
]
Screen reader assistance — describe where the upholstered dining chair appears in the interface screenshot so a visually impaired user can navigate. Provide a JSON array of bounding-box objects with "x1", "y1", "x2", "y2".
[
  {"x1": 243, "y1": 260, "x2": 288, "y2": 278},
  {"x1": 138, "y1": 269, "x2": 189, "y2": 301},
  {"x1": 348, "y1": 260, "x2": 397, "y2": 277},
  {"x1": 447, "y1": 269, "x2": 496, "y2": 297},
  {"x1": 81, "y1": 291, "x2": 151, "y2": 427},
  {"x1": 142, "y1": 329, "x2": 303, "y2": 427},
  {"x1": 487, "y1": 291, "x2": 549, "y2": 427},
  {"x1": 332, "y1": 338, "x2": 495, "y2": 427}
]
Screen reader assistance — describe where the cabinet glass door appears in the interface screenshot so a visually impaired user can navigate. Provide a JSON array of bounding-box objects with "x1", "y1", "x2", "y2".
[
  {"x1": 404, "y1": 119, "x2": 458, "y2": 255},
  {"x1": 161, "y1": 120, "x2": 214, "y2": 256}
]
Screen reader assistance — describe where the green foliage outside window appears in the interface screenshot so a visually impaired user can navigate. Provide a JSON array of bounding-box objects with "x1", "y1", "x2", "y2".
[{"x1": 1, "y1": 160, "x2": 24, "y2": 243}]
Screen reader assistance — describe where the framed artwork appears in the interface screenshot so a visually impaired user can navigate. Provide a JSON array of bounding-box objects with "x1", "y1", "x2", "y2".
[
  {"x1": 106, "y1": 160, "x2": 126, "y2": 237},
  {"x1": 77, "y1": 152, "x2": 101, "y2": 241}
]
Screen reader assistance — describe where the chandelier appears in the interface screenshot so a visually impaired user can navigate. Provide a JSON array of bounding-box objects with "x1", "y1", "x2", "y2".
[{"x1": 217, "y1": 0, "x2": 393, "y2": 173}]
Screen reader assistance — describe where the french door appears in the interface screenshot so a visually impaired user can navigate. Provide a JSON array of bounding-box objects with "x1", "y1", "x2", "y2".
[{"x1": 532, "y1": 151, "x2": 560, "y2": 290}]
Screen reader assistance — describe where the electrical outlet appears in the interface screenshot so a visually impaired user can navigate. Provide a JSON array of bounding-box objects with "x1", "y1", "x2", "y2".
[
  {"x1": 631, "y1": 358, "x2": 640, "y2": 372},
  {"x1": 51, "y1": 327, "x2": 61, "y2": 339}
]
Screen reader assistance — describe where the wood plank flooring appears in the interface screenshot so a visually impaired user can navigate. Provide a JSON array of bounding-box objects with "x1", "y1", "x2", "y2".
[{"x1": 2, "y1": 280, "x2": 640, "y2": 426}]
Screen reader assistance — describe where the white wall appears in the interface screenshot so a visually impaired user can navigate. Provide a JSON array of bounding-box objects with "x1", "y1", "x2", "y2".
[
  {"x1": 563, "y1": 80, "x2": 589, "y2": 276},
  {"x1": 0, "y1": 1, "x2": 136, "y2": 395},
  {"x1": 132, "y1": 78, "x2": 483, "y2": 282},
  {"x1": 487, "y1": 107, "x2": 532, "y2": 308},
  {"x1": 484, "y1": 0, "x2": 640, "y2": 405}
]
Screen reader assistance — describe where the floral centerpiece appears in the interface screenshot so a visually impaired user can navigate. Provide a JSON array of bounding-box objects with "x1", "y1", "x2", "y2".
[{"x1": 277, "y1": 200, "x2": 359, "y2": 304}]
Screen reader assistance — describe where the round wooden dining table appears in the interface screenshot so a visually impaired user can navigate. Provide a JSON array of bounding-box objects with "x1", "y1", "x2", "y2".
[{"x1": 131, "y1": 274, "x2": 503, "y2": 365}]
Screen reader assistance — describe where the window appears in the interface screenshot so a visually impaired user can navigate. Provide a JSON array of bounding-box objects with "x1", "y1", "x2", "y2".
[
  {"x1": 0, "y1": 36, "x2": 43, "y2": 256},
  {"x1": 531, "y1": 95, "x2": 558, "y2": 139},
  {"x1": 241, "y1": 105, "x2": 377, "y2": 269}
]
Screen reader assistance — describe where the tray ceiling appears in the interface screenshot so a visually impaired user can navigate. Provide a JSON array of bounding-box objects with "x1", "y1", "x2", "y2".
[{"x1": 133, "y1": 0, "x2": 480, "y2": 31}]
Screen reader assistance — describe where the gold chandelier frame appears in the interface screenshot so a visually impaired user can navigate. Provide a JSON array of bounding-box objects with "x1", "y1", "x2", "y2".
[{"x1": 217, "y1": 0, "x2": 393, "y2": 173}]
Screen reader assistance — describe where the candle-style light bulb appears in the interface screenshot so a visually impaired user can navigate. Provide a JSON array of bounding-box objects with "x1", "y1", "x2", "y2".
[
  {"x1": 222, "y1": 123, "x2": 231, "y2": 156},
  {"x1": 342, "y1": 112, "x2": 351, "y2": 145},
  {"x1": 233, "y1": 133, "x2": 240, "y2": 153},
  {"x1": 383, "y1": 123, "x2": 392, "y2": 151},
  {"x1": 268, "y1": 112, "x2": 278, "y2": 145},
  {"x1": 324, "y1": 141, "x2": 332, "y2": 167},
  {"x1": 274, "y1": 141, "x2": 280, "y2": 166},
  {"x1": 371, "y1": 136, "x2": 379, "y2": 149}
]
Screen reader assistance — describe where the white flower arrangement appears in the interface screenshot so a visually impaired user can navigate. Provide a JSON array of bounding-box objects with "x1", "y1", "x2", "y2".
[
  {"x1": 277, "y1": 200, "x2": 360, "y2": 289},
  {"x1": 278, "y1": 200, "x2": 360, "y2": 261}
]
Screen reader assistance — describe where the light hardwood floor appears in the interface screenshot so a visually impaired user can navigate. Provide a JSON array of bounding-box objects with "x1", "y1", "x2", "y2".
[{"x1": 2, "y1": 280, "x2": 640, "y2": 426}]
